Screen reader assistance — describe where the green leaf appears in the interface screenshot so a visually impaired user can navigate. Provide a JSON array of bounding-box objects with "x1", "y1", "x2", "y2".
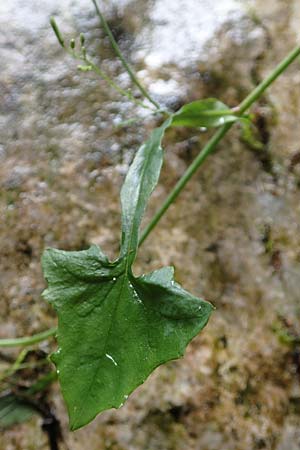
[
  {"x1": 120, "y1": 118, "x2": 171, "y2": 264},
  {"x1": 240, "y1": 117, "x2": 265, "y2": 151},
  {"x1": 43, "y1": 247, "x2": 212, "y2": 430},
  {"x1": 42, "y1": 98, "x2": 226, "y2": 430},
  {"x1": 119, "y1": 98, "x2": 237, "y2": 264},
  {"x1": 171, "y1": 98, "x2": 239, "y2": 128},
  {"x1": 0, "y1": 394, "x2": 36, "y2": 428}
]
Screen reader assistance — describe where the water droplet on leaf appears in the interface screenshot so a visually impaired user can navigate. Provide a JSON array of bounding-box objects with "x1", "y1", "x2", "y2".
[{"x1": 105, "y1": 353, "x2": 118, "y2": 366}]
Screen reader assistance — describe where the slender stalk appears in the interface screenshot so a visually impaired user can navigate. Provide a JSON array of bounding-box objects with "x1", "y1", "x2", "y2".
[
  {"x1": 50, "y1": 17, "x2": 155, "y2": 112},
  {"x1": 0, "y1": 327, "x2": 57, "y2": 348},
  {"x1": 139, "y1": 124, "x2": 231, "y2": 245},
  {"x1": 238, "y1": 45, "x2": 300, "y2": 114},
  {"x1": 91, "y1": 0, "x2": 160, "y2": 110},
  {"x1": 83, "y1": 56, "x2": 155, "y2": 111},
  {"x1": 139, "y1": 45, "x2": 300, "y2": 245},
  {"x1": 0, "y1": 359, "x2": 50, "y2": 382}
]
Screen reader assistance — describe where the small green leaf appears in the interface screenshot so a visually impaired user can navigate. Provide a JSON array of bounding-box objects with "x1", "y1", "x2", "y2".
[
  {"x1": 120, "y1": 118, "x2": 172, "y2": 264},
  {"x1": 171, "y1": 98, "x2": 239, "y2": 128},
  {"x1": 0, "y1": 395, "x2": 36, "y2": 428}
]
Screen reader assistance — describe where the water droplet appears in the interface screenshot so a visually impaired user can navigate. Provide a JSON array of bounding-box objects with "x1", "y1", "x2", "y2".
[
  {"x1": 112, "y1": 277, "x2": 117, "y2": 281},
  {"x1": 219, "y1": 117, "x2": 225, "y2": 124},
  {"x1": 105, "y1": 353, "x2": 118, "y2": 366}
]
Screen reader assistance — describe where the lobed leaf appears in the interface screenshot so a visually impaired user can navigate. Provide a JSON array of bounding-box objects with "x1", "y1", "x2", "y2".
[{"x1": 43, "y1": 247, "x2": 212, "y2": 430}]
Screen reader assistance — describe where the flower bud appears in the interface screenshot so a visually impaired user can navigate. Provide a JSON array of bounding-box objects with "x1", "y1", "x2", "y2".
[
  {"x1": 50, "y1": 17, "x2": 65, "y2": 48},
  {"x1": 80, "y1": 33, "x2": 85, "y2": 46}
]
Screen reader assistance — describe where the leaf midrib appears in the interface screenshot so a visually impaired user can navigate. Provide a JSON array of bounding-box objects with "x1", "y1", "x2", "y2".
[
  {"x1": 71, "y1": 273, "x2": 127, "y2": 427},
  {"x1": 123, "y1": 140, "x2": 158, "y2": 271}
]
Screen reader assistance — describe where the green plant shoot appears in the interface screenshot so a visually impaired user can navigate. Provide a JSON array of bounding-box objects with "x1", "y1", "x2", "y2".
[{"x1": 42, "y1": 100, "x2": 239, "y2": 429}]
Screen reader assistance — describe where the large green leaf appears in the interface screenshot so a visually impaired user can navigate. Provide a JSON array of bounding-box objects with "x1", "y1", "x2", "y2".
[
  {"x1": 43, "y1": 248, "x2": 212, "y2": 430},
  {"x1": 42, "y1": 98, "x2": 229, "y2": 430}
]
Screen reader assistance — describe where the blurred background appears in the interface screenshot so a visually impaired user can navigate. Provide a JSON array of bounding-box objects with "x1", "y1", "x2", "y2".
[{"x1": 1, "y1": 0, "x2": 300, "y2": 449}]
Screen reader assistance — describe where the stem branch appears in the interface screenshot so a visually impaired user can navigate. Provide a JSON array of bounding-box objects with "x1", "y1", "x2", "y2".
[
  {"x1": 83, "y1": 55, "x2": 155, "y2": 111},
  {"x1": 139, "y1": 45, "x2": 300, "y2": 245},
  {"x1": 238, "y1": 46, "x2": 300, "y2": 114},
  {"x1": 0, "y1": 327, "x2": 57, "y2": 348},
  {"x1": 91, "y1": 0, "x2": 160, "y2": 109}
]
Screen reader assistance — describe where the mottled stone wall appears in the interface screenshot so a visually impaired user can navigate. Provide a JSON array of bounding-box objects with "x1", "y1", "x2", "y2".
[{"x1": 1, "y1": 1, "x2": 300, "y2": 449}]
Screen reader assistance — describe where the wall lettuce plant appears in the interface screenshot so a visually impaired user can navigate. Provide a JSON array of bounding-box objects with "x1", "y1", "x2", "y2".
[
  {"x1": 0, "y1": 0, "x2": 300, "y2": 433},
  {"x1": 42, "y1": 102, "x2": 238, "y2": 429}
]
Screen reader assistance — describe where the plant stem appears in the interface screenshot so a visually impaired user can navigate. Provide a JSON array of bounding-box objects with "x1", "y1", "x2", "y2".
[
  {"x1": 139, "y1": 124, "x2": 231, "y2": 245},
  {"x1": 50, "y1": 17, "x2": 156, "y2": 112},
  {"x1": 0, "y1": 327, "x2": 57, "y2": 348},
  {"x1": 238, "y1": 45, "x2": 300, "y2": 114},
  {"x1": 0, "y1": 358, "x2": 50, "y2": 382},
  {"x1": 91, "y1": 0, "x2": 160, "y2": 110},
  {"x1": 83, "y1": 55, "x2": 155, "y2": 111},
  {"x1": 139, "y1": 45, "x2": 300, "y2": 245}
]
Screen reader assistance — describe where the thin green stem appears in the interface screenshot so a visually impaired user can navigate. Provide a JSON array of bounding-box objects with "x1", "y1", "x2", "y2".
[
  {"x1": 139, "y1": 124, "x2": 231, "y2": 245},
  {"x1": 91, "y1": 0, "x2": 160, "y2": 110},
  {"x1": 50, "y1": 17, "x2": 155, "y2": 112},
  {"x1": 0, "y1": 327, "x2": 57, "y2": 348},
  {"x1": 70, "y1": 47, "x2": 154, "y2": 111},
  {"x1": 0, "y1": 359, "x2": 50, "y2": 382},
  {"x1": 0, "y1": 349, "x2": 28, "y2": 382},
  {"x1": 139, "y1": 45, "x2": 300, "y2": 245},
  {"x1": 83, "y1": 56, "x2": 155, "y2": 111},
  {"x1": 238, "y1": 45, "x2": 300, "y2": 114}
]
